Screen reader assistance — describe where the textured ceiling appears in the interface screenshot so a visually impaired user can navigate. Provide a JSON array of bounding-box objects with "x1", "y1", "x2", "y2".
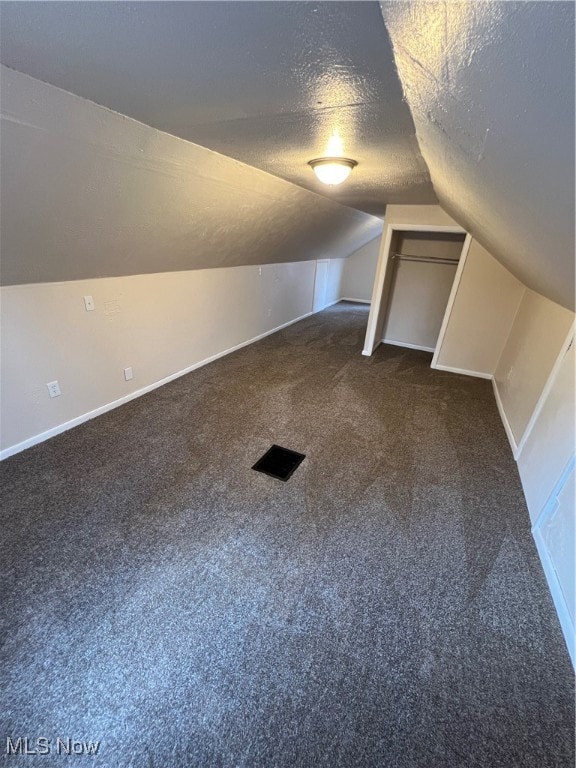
[
  {"x1": 3, "y1": 1, "x2": 572, "y2": 307},
  {"x1": 381, "y1": 0, "x2": 575, "y2": 310},
  {"x1": 1, "y1": 66, "x2": 381, "y2": 286},
  {"x1": 0, "y1": 1, "x2": 436, "y2": 216}
]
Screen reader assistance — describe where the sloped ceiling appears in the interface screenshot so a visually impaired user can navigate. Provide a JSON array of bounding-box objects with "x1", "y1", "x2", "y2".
[
  {"x1": 0, "y1": 0, "x2": 436, "y2": 216},
  {"x1": 0, "y1": 66, "x2": 381, "y2": 286},
  {"x1": 3, "y1": 1, "x2": 572, "y2": 305},
  {"x1": 381, "y1": 1, "x2": 575, "y2": 310}
]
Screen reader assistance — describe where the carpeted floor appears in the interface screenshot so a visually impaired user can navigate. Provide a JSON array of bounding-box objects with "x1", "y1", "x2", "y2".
[{"x1": 1, "y1": 302, "x2": 574, "y2": 767}]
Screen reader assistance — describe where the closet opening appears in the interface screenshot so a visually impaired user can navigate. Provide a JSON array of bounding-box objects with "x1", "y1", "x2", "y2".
[
  {"x1": 363, "y1": 224, "x2": 471, "y2": 365},
  {"x1": 381, "y1": 231, "x2": 466, "y2": 352}
]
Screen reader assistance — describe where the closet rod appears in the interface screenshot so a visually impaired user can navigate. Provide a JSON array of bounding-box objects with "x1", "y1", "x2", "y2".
[{"x1": 391, "y1": 253, "x2": 460, "y2": 266}]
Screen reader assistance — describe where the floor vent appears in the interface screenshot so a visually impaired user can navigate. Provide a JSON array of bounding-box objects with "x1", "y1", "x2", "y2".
[{"x1": 252, "y1": 445, "x2": 306, "y2": 482}]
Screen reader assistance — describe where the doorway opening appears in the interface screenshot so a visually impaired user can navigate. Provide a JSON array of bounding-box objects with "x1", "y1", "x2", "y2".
[
  {"x1": 363, "y1": 223, "x2": 471, "y2": 366},
  {"x1": 380, "y1": 231, "x2": 466, "y2": 352}
]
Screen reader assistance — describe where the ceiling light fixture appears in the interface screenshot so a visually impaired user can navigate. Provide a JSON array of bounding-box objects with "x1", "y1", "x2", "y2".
[{"x1": 308, "y1": 157, "x2": 357, "y2": 186}]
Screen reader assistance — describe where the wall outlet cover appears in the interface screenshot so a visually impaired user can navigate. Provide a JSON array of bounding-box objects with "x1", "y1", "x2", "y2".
[{"x1": 46, "y1": 380, "x2": 61, "y2": 398}]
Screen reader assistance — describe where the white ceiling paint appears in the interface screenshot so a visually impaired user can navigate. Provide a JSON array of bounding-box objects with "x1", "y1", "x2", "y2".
[
  {"x1": 0, "y1": 1, "x2": 436, "y2": 217},
  {"x1": 381, "y1": 1, "x2": 575, "y2": 310},
  {"x1": 0, "y1": 66, "x2": 381, "y2": 286}
]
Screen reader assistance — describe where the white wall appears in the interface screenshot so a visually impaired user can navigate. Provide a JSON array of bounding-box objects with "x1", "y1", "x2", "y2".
[
  {"x1": 533, "y1": 459, "x2": 574, "y2": 662},
  {"x1": 514, "y1": 325, "x2": 575, "y2": 664},
  {"x1": 0, "y1": 261, "x2": 316, "y2": 457},
  {"x1": 481, "y1": 283, "x2": 575, "y2": 663},
  {"x1": 517, "y1": 335, "x2": 575, "y2": 523},
  {"x1": 382, "y1": 232, "x2": 463, "y2": 351},
  {"x1": 383, "y1": 260, "x2": 457, "y2": 351},
  {"x1": 397, "y1": 232, "x2": 464, "y2": 261},
  {"x1": 312, "y1": 258, "x2": 345, "y2": 312},
  {"x1": 375, "y1": 205, "x2": 460, "y2": 229},
  {"x1": 340, "y1": 236, "x2": 381, "y2": 301},
  {"x1": 434, "y1": 240, "x2": 525, "y2": 377},
  {"x1": 363, "y1": 204, "x2": 464, "y2": 355},
  {"x1": 326, "y1": 259, "x2": 346, "y2": 306},
  {"x1": 494, "y1": 289, "x2": 574, "y2": 444}
]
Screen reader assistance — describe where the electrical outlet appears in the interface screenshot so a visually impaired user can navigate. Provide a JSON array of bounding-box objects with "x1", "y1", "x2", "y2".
[
  {"x1": 124, "y1": 367, "x2": 133, "y2": 381},
  {"x1": 84, "y1": 295, "x2": 95, "y2": 311},
  {"x1": 46, "y1": 380, "x2": 61, "y2": 398}
]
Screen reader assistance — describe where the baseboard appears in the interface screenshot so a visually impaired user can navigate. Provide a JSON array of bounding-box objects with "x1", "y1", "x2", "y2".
[
  {"x1": 492, "y1": 378, "x2": 519, "y2": 458},
  {"x1": 382, "y1": 338, "x2": 435, "y2": 353},
  {"x1": 433, "y1": 363, "x2": 493, "y2": 380},
  {"x1": 0, "y1": 310, "x2": 314, "y2": 460},
  {"x1": 339, "y1": 297, "x2": 371, "y2": 304}
]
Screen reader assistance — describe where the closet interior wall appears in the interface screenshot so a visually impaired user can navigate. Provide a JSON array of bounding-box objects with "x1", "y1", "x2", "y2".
[{"x1": 381, "y1": 232, "x2": 466, "y2": 351}]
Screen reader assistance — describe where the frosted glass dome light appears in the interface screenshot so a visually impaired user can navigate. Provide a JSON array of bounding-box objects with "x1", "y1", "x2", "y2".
[{"x1": 308, "y1": 157, "x2": 357, "y2": 186}]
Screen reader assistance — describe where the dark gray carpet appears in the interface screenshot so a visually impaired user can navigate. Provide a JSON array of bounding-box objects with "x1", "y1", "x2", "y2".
[{"x1": 1, "y1": 302, "x2": 573, "y2": 767}]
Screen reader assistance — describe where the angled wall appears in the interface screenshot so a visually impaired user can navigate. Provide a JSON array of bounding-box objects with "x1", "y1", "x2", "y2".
[
  {"x1": 0, "y1": 65, "x2": 381, "y2": 285},
  {"x1": 503, "y1": 302, "x2": 575, "y2": 663},
  {"x1": 434, "y1": 240, "x2": 525, "y2": 377},
  {"x1": 381, "y1": 1, "x2": 575, "y2": 310},
  {"x1": 0, "y1": 65, "x2": 382, "y2": 457},
  {"x1": 494, "y1": 290, "x2": 574, "y2": 446}
]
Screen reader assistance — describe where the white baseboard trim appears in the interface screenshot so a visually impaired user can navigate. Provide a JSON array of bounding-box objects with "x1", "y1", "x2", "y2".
[
  {"x1": 339, "y1": 297, "x2": 371, "y2": 304},
  {"x1": 382, "y1": 338, "x2": 435, "y2": 353},
  {"x1": 492, "y1": 378, "x2": 519, "y2": 458},
  {"x1": 0, "y1": 309, "x2": 314, "y2": 460},
  {"x1": 433, "y1": 363, "x2": 493, "y2": 380}
]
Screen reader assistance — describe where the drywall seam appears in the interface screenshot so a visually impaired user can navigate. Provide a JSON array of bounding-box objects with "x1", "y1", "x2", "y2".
[
  {"x1": 0, "y1": 308, "x2": 314, "y2": 460},
  {"x1": 430, "y1": 233, "x2": 472, "y2": 369},
  {"x1": 433, "y1": 364, "x2": 492, "y2": 380},
  {"x1": 382, "y1": 339, "x2": 435, "y2": 353},
  {"x1": 515, "y1": 321, "x2": 576, "y2": 459},
  {"x1": 492, "y1": 378, "x2": 520, "y2": 458}
]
